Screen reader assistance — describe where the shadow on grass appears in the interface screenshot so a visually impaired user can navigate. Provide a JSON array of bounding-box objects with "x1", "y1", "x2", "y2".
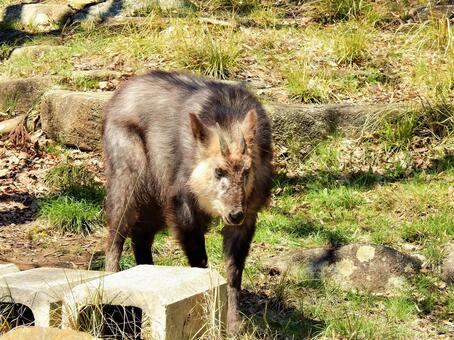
[
  {"x1": 274, "y1": 154, "x2": 454, "y2": 192},
  {"x1": 240, "y1": 290, "x2": 325, "y2": 339}
]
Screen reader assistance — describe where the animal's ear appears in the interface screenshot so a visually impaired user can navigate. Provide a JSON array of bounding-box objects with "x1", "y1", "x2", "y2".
[
  {"x1": 189, "y1": 112, "x2": 210, "y2": 145},
  {"x1": 241, "y1": 109, "x2": 257, "y2": 145}
]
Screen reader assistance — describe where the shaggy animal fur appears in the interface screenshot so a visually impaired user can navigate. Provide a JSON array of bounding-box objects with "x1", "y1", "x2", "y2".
[{"x1": 103, "y1": 70, "x2": 273, "y2": 333}]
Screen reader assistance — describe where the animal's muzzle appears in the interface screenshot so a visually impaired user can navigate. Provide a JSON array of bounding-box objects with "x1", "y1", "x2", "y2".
[{"x1": 227, "y1": 209, "x2": 245, "y2": 225}]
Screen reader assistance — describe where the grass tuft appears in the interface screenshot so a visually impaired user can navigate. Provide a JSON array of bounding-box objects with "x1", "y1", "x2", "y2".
[
  {"x1": 40, "y1": 162, "x2": 104, "y2": 234},
  {"x1": 285, "y1": 62, "x2": 331, "y2": 103},
  {"x1": 172, "y1": 26, "x2": 242, "y2": 79},
  {"x1": 334, "y1": 25, "x2": 368, "y2": 64},
  {"x1": 39, "y1": 196, "x2": 103, "y2": 234}
]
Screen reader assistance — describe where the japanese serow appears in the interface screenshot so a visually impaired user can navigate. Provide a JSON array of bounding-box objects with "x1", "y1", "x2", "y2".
[{"x1": 103, "y1": 71, "x2": 273, "y2": 333}]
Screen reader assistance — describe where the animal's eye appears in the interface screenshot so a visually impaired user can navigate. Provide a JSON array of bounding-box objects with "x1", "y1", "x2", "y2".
[{"x1": 215, "y1": 168, "x2": 227, "y2": 179}]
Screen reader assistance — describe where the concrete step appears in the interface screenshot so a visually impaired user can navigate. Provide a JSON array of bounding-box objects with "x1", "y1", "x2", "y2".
[
  {"x1": 62, "y1": 265, "x2": 227, "y2": 339},
  {"x1": 0, "y1": 267, "x2": 107, "y2": 328}
]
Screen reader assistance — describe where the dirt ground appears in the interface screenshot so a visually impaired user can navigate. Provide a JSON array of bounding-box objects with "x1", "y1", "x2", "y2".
[{"x1": 0, "y1": 133, "x2": 104, "y2": 270}]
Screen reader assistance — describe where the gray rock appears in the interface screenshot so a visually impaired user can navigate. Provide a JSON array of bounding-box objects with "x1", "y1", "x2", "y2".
[
  {"x1": 68, "y1": 0, "x2": 105, "y2": 10},
  {"x1": 442, "y1": 242, "x2": 454, "y2": 284},
  {"x1": 70, "y1": 0, "x2": 123, "y2": 23},
  {"x1": 0, "y1": 263, "x2": 19, "y2": 277},
  {"x1": 264, "y1": 102, "x2": 406, "y2": 146},
  {"x1": 410, "y1": 5, "x2": 454, "y2": 21},
  {"x1": 9, "y1": 45, "x2": 66, "y2": 60},
  {"x1": 40, "y1": 90, "x2": 112, "y2": 151},
  {"x1": 0, "y1": 76, "x2": 53, "y2": 114},
  {"x1": 264, "y1": 243, "x2": 422, "y2": 293},
  {"x1": 1, "y1": 3, "x2": 75, "y2": 28},
  {"x1": 122, "y1": 0, "x2": 189, "y2": 15},
  {"x1": 37, "y1": 87, "x2": 409, "y2": 151}
]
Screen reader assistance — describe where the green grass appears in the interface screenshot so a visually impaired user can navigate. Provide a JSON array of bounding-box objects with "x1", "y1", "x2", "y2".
[
  {"x1": 0, "y1": 2, "x2": 452, "y2": 103},
  {"x1": 334, "y1": 25, "x2": 368, "y2": 64},
  {"x1": 285, "y1": 61, "x2": 331, "y2": 103},
  {"x1": 39, "y1": 196, "x2": 103, "y2": 234},
  {"x1": 40, "y1": 162, "x2": 104, "y2": 234},
  {"x1": 44, "y1": 161, "x2": 96, "y2": 191}
]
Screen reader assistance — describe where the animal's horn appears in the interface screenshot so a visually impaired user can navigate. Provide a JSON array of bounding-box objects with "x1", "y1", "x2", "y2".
[
  {"x1": 217, "y1": 123, "x2": 230, "y2": 156},
  {"x1": 240, "y1": 130, "x2": 247, "y2": 154}
]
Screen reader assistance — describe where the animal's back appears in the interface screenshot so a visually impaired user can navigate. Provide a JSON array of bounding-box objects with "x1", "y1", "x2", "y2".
[{"x1": 103, "y1": 71, "x2": 272, "y2": 202}]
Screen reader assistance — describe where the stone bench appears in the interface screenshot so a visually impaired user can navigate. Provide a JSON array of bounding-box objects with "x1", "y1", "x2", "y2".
[
  {"x1": 0, "y1": 267, "x2": 106, "y2": 328},
  {"x1": 62, "y1": 265, "x2": 227, "y2": 340}
]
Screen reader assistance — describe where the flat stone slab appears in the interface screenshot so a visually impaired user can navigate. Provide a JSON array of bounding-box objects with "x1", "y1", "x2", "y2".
[
  {"x1": 1, "y1": 326, "x2": 96, "y2": 339},
  {"x1": 38, "y1": 88, "x2": 409, "y2": 151},
  {"x1": 0, "y1": 268, "x2": 106, "y2": 328},
  {"x1": 264, "y1": 243, "x2": 421, "y2": 293},
  {"x1": 62, "y1": 265, "x2": 227, "y2": 340},
  {"x1": 0, "y1": 76, "x2": 53, "y2": 114},
  {"x1": 40, "y1": 90, "x2": 112, "y2": 151},
  {"x1": 0, "y1": 263, "x2": 19, "y2": 277}
]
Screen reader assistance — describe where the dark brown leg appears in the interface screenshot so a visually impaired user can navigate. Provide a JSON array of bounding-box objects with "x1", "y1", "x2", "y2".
[
  {"x1": 167, "y1": 194, "x2": 209, "y2": 268},
  {"x1": 222, "y1": 215, "x2": 256, "y2": 335},
  {"x1": 176, "y1": 228, "x2": 208, "y2": 268},
  {"x1": 131, "y1": 223, "x2": 156, "y2": 265}
]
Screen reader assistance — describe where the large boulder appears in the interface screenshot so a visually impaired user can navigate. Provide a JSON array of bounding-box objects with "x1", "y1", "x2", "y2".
[
  {"x1": 40, "y1": 90, "x2": 112, "y2": 151},
  {"x1": 263, "y1": 244, "x2": 422, "y2": 293},
  {"x1": 441, "y1": 242, "x2": 454, "y2": 284}
]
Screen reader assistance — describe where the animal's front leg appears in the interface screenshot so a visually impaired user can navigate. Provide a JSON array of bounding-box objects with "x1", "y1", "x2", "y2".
[{"x1": 222, "y1": 216, "x2": 256, "y2": 335}]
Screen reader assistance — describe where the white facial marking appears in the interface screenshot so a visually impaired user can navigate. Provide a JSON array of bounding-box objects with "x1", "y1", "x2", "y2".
[{"x1": 189, "y1": 159, "x2": 227, "y2": 217}]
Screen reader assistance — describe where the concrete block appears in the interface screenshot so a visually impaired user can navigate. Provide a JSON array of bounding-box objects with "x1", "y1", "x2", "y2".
[
  {"x1": 62, "y1": 265, "x2": 227, "y2": 340},
  {"x1": 1, "y1": 326, "x2": 96, "y2": 340},
  {"x1": 0, "y1": 268, "x2": 106, "y2": 328},
  {"x1": 0, "y1": 263, "x2": 19, "y2": 277}
]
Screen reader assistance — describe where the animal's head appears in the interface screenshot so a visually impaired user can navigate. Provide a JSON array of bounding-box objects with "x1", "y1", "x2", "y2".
[{"x1": 188, "y1": 110, "x2": 258, "y2": 225}]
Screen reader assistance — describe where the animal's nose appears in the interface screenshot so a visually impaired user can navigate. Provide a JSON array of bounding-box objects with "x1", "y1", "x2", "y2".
[{"x1": 228, "y1": 210, "x2": 244, "y2": 225}]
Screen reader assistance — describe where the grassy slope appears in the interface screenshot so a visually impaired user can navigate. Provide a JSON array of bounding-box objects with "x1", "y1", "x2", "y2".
[{"x1": 0, "y1": 1, "x2": 453, "y2": 104}]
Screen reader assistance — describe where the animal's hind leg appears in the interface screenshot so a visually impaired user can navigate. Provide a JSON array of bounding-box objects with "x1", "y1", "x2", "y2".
[
  {"x1": 104, "y1": 126, "x2": 147, "y2": 272},
  {"x1": 105, "y1": 182, "x2": 140, "y2": 272}
]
